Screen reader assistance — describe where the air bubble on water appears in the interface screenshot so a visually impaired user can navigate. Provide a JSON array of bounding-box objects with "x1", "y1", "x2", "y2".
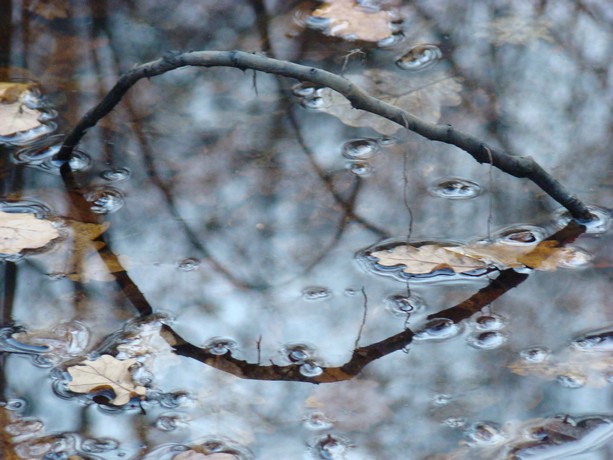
[
  {"x1": 177, "y1": 258, "x2": 200, "y2": 272},
  {"x1": 465, "y1": 421, "x2": 505, "y2": 445},
  {"x1": 491, "y1": 225, "x2": 546, "y2": 246},
  {"x1": 474, "y1": 314, "x2": 506, "y2": 331},
  {"x1": 344, "y1": 288, "x2": 359, "y2": 296},
  {"x1": 155, "y1": 413, "x2": 189, "y2": 431},
  {"x1": 304, "y1": 412, "x2": 334, "y2": 431},
  {"x1": 396, "y1": 44, "x2": 443, "y2": 71},
  {"x1": 445, "y1": 417, "x2": 466, "y2": 429},
  {"x1": 432, "y1": 393, "x2": 452, "y2": 406},
  {"x1": 101, "y1": 167, "x2": 131, "y2": 182},
  {"x1": 553, "y1": 205, "x2": 612, "y2": 235},
  {"x1": 301, "y1": 95, "x2": 327, "y2": 110},
  {"x1": 292, "y1": 82, "x2": 319, "y2": 98},
  {"x1": 5, "y1": 418, "x2": 44, "y2": 436},
  {"x1": 4, "y1": 398, "x2": 27, "y2": 412},
  {"x1": 572, "y1": 328, "x2": 613, "y2": 352},
  {"x1": 428, "y1": 177, "x2": 481, "y2": 200},
  {"x1": 81, "y1": 438, "x2": 119, "y2": 453},
  {"x1": 377, "y1": 32, "x2": 405, "y2": 48},
  {"x1": 341, "y1": 138, "x2": 381, "y2": 160},
  {"x1": 14, "y1": 135, "x2": 91, "y2": 173},
  {"x1": 204, "y1": 337, "x2": 238, "y2": 356},
  {"x1": 282, "y1": 343, "x2": 316, "y2": 364},
  {"x1": 311, "y1": 434, "x2": 350, "y2": 459},
  {"x1": 384, "y1": 294, "x2": 425, "y2": 316},
  {"x1": 347, "y1": 161, "x2": 373, "y2": 176},
  {"x1": 302, "y1": 286, "x2": 332, "y2": 300},
  {"x1": 557, "y1": 374, "x2": 586, "y2": 389},
  {"x1": 84, "y1": 187, "x2": 125, "y2": 214},
  {"x1": 300, "y1": 360, "x2": 323, "y2": 377},
  {"x1": 466, "y1": 331, "x2": 507, "y2": 350},
  {"x1": 414, "y1": 318, "x2": 462, "y2": 342},
  {"x1": 519, "y1": 347, "x2": 551, "y2": 363}
]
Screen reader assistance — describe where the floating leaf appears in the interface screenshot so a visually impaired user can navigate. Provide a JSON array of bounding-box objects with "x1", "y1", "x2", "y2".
[
  {"x1": 309, "y1": 70, "x2": 462, "y2": 134},
  {"x1": 67, "y1": 354, "x2": 146, "y2": 405},
  {"x1": 308, "y1": 0, "x2": 394, "y2": 42},
  {"x1": 0, "y1": 211, "x2": 60, "y2": 255},
  {"x1": 0, "y1": 82, "x2": 44, "y2": 137}
]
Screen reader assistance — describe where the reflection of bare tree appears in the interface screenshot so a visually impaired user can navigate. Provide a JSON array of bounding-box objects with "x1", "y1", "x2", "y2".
[{"x1": 153, "y1": 222, "x2": 582, "y2": 384}]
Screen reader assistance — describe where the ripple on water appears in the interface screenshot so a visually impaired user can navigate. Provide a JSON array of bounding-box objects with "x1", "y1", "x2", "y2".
[
  {"x1": 428, "y1": 177, "x2": 482, "y2": 200},
  {"x1": 311, "y1": 434, "x2": 350, "y2": 460},
  {"x1": 396, "y1": 44, "x2": 443, "y2": 71},
  {"x1": 466, "y1": 331, "x2": 507, "y2": 350},
  {"x1": 84, "y1": 187, "x2": 125, "y2": 214},
  {"x1": 473, "y1": 314, "x2": 506, "y2": 331},
  {"x1": 384, "y1": 293, "x2": 426, "y2": 316},
  {"x1": 347, "y1": 161, "x2": 374, "y2": 176},
  {"x1": 553, "y1": 205, "x2": 612, "y2": 235},
  {"x1": 14, "y1": 134, "x2": 91, "y2": 173},
  {"x1": 101, "y1": 167, "x2": 131, "y2": 182}
]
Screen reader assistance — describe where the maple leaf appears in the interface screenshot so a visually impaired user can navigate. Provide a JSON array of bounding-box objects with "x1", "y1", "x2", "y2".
[
  {"x1": 309, "y1": 0, "x2": 394, "y2": 43},
  {"x1": 310, "y1": 70, "x2": 462, "y2": 134},
  {"x1": 67, "y1": 355, "x2": 147, "y2": 405},
  {"x1": 0, "y1": 211, "x2": 61, "y2": 255},
  {"x1": 0, "y1": 82, "x2": 44, "y2": 137}
]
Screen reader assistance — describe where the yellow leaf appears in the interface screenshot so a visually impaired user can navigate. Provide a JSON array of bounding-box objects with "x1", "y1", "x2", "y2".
[
  {"x1": 310, "y1": 0, "x2": 393, "y2": 42},
  {"x1": 0, "y1": 82, "x2": 43, "y2": 136},
  {"x1": 67, "y1": 355, "x2": 146, "y2": 405},
  {"x1": 0, "y1": 211, "x2": 60, "y2": 255}
]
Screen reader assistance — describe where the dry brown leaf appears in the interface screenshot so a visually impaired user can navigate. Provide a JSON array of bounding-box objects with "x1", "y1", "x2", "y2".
[
  {"x1": 67, "y1": 354, "x2": 146, "y2": 405},
  {"x1": 310, "y1": 0, "x2": 394, "y2": 42},
  {"x1": 0, "y1": 211, "x2": 60, "y2": 255},
  {"x1": 315, "y1": 70, "x2": 462, "y2": 134},
  {"x1": 0, "y1": 81, "x2": 44, "y2": 137},
  {"x1": 0, "y1": 82, "x2": 35, "y2": 103},
  {"x1": 371, "y1": 243, "x2": 488, "y2": 275}
]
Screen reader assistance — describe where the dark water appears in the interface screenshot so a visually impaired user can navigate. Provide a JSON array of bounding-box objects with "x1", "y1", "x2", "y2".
[{"x1": 1, "y1": 1, "x2": 613, "y2": 459}]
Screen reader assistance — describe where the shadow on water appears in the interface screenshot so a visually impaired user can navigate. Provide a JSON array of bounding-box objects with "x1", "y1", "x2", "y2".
[{"x1": 1, "y1": 1, "x2": 613, "y2": 459}]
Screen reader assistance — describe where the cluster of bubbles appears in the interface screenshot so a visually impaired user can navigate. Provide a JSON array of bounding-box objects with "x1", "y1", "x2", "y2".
[
  {"x1": 84, "y1": 186, "x2": 125, "y2": 214},
  {"x1": 466, "y1": 313, "x2": 508, "y2": 350},
  {"x1": 302, "y1": 286, "x2": 332, "y2": 301},
  {"x1": 281, "y1": 343, "x2": 324, "y2": 377},
  {"x1": 14, "y1": 134, "x2": 91, "y2": 173},
  {"x1": 203, "y1": 337, "x2": 238, "y2": 356}
]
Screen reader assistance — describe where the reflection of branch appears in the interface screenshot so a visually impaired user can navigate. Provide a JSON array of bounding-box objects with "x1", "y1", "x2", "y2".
[
  {"x1": 57, "y1": 50, "x2": 593, "y2": 220},
  {"x1": 159, "y1": 221, "x2": 585, "y2": 383}
]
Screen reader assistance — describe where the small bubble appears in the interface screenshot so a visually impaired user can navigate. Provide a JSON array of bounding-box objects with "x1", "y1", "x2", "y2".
[
  {"x1": 341, "y1": 138, "x2": 380, "y2": 160},
  {"x1": 282, "y1": 343, "x2": 315, "y2": 364},
  {"x1": 557, "y1": 374, "x2": 586, "y2": 389},
  {"x1": 204, "y1": 337, "x2": 237, "y2": 356},
  {"x1": 465, "y1": 421, "x2": 504, "y2": 445},
  {"x1": 311, "y1": 434, "x2": 349, "y2": 459},
  {"x1": 302, "y1": 286, "x2": 331, "y2": 301},
  {"x1": 519, "y1": 347, "x2": 550, "y2": 363},
  {"x1": 385, "y1": 294, "x2": 425, "y2": 316},
  {"x1": 467, "y1": 331, "x2": 507, "y2": 350},
  {"x1": 301, "y1": 95, "x2": 327, "y2": 110},
  {"x1": 474, "y1": 314, "x2": 506, "y2": 331},
  {"x1": 491, "y1": 225, "x2": 546, "y2": 246},
  {"x1": 344, "y1": 288, "x2": 358, "y2": 296},
  {"x1": 101, "y1": 167, "x2": 131, "y2": 182},
  {"x1": 81, "y1": 438, "x2": 119, "y2": 453},
  {"x1": 300, "y1": 360, "x2": 323, "y2": 377},
  {"x1": 432, "y1": 393, "x2": 452, "y2": 406},
  {"x1": 445, "y1": 417, "x2": 466, "y2": 429},
  {"x1": 572, "y1": 329, "x2": 613, "y2": 351},
  {"x1": 396, "y1": 44, "x2": 443, "y2": 71},
  {"x1": 84, "y1": 187, "x2": 124, "y2": 214},
  {"x1": 303, "y1": 411, "x2": 334, "y2": 431},
  {"x1": 155, "y1": 413, "x2": 189, "y2": 431},
  {"x1": 292, "y1": 82, "x2": 319, "y2": 97},
  {"x1": 177, "y1": 258, "x2": 200, "y2": 272},
  {"x1": 554, "y1": 205, "x2": 612, "y2": 235},
  {"x1": 348, "y1": 161, "x2": 374, "y2": 176},
  {"x1": 377, "y1": 32, "x2": 405, "y2": 48},
  {"x1": 429, "y1": 177, "x2": 481, "y2": 199},
  {"x1": 414, "y1": 318, "x2": 461, "y2": 342},
  {"x1": 5, "y1": 398, "x2": 27, "y2": 412}
]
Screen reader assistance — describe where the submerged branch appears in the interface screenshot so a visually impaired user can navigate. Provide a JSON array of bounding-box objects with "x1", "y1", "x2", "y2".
[{"x1": 57, "y1": 50, "x2": 593, "y2": 220}]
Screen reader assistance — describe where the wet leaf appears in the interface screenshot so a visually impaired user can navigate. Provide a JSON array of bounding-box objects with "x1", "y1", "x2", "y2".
[
  {"x1": 370, "y1": 238, "x2": 589, "y2": 277},
  {"x1": 313, "y1": 70, "x2": 462, "y2": 134},
  {"x1": 0, "y1": 81, "x2": 45, "y2": 137},
  {"x1": 371, "y1": 243, "x2": 487, "y2": 275},
  {"x1": 0, "y1": 211, "x2": 60, "y2": 255},
  {"x1": 309, "y1": 0, "x2": 394, "y2": 42},
  {"x1": 67, "y1": 355, "x2": 147, "y2": 405}
]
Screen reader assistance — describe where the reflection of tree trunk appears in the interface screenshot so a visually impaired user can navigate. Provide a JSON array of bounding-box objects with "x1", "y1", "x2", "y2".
[
  {"x1": 57, "y1": 50, "x2": 593, "y2": 220},
  {"x1": 0, "y1": 1, "x2": 11, "y2": 68}
]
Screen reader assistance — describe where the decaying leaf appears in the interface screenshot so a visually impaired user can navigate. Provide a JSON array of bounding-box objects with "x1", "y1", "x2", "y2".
[
  {"x1": 309, "y1": 0, "x2": 394, "y2": 42},
  {"x1": 67, "y1": 354, "x2": 146, "y2": 405},
  {"x1": 0, "y1": 82, "x2": 44, "y2": 137},
  {"x1": 369, "y1": 237, "x2": 590, "y2": 277},
  {"x1": 311, "y1": 70, "x2": 462, "y2": 134},
  {"x1": 371, "y1": 243, "x2": 488, "y2": 276},
  {"x1": 0, "y1": 211, "x2": 61, "y2": 255}
]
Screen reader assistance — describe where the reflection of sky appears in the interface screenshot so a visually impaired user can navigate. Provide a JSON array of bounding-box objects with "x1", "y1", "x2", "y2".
[{"x1": 3, "y1": 1, "x2": 613, "y2": 458}]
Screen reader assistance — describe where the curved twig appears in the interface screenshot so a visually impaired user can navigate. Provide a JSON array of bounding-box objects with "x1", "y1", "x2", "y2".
[{"x1": 57, "y1": 50, "x2": 593, "y2": 220}]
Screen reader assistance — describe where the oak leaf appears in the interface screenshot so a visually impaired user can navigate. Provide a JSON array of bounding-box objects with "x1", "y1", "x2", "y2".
[
  {"x1": 309, "y1": 0, "x2": 394, "y2": 42},
  {"x1": 67, "y1": 354, "x2": 146, "y2": 405},
  {"x1": 312, "y1": 70, "x2": 462, "y2": 134},
  {"x1": 0, "y1": 211, "x2": 60, "y2": 255},
  {"x1": 0, "y1": 82, "x2": 43, "y2": 136}
]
